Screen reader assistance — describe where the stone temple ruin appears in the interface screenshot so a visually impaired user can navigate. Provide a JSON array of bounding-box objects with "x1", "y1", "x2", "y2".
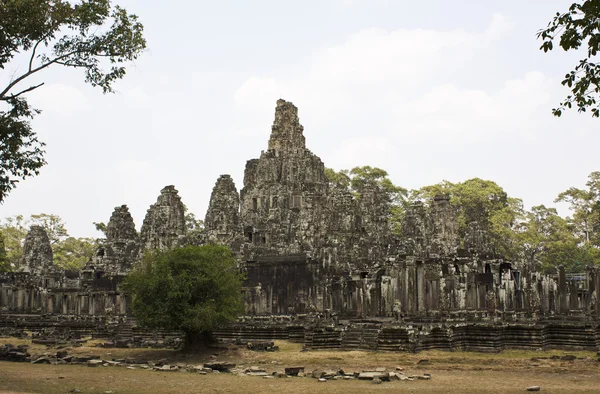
[{"x1": 2, "y1": 99, "x2": 600, "y2": 352}]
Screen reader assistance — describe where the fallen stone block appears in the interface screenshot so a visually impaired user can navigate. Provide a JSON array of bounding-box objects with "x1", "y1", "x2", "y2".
[
  {"x1": 32, "y1": 357, "x2": 52, "y2": 364},
  {"x1": 357, "y1": 372, "x2": 387, "y2": 380},
  {"x1": 204, "y1": 361, "x2": 235, "y2": 371},
  {"x1": 7, "y1": 351, "x2": 29, "y2": 362},
  {"x1": 87, "y1": 359, "x2": 103, "y2": 367},
  {"x1": 246, "y1": 371, "x2": 268, "y2": 376},
  {"x1": 284, "y1": 366, "x2": 304, "y2": 376},
  {"x1": 526, "y1": 386, "x2": 541, "y2": 392}
]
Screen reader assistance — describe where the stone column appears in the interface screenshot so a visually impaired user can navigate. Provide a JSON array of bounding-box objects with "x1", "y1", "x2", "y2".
[
  {"x1": 558, "y1": 265, "x2": 567, "y2": 314},
  {"x1": 405, "y1": 258, "x2": 416, "y2": 315},
  {"x1": 416, "y1": 261, "x2": 425, "y2": 313}
]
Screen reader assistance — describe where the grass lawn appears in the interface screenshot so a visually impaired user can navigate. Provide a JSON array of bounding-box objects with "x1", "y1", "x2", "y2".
[{"x1": 1, "y1": 338, "x2": 599, "y2": 393}]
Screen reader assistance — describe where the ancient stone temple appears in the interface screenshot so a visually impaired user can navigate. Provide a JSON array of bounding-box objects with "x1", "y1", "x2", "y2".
[{"x1": 2, "y1": 99, "x2": 600, "y2": 352}]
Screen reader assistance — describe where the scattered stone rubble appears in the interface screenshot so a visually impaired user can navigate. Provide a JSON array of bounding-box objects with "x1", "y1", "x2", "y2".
[{"x1": 1, "y1": 99, "x2": 600, "y2": 352}]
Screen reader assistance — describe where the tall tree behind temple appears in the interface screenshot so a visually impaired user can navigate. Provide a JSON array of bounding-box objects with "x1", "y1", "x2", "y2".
[
  {"x1": 556, "y1": 171, "x2": 600, "y2": 246},
  {"x1": 325, "y1": 166, "x2": 407, "y2": 234},
  {"x1": 0, "y1": 231, "x2": 9, "y2": 272},
  {"x1": 553, "y1": 171, "x2": 600, "y2": 271},
  {"x1": 0, "y1": 213, "x2": 96, "y2": 271},
  {"x1": 518, "y1": 205, "x2": 582, "y2": 273},
  {"x1": 410, "y1": 178, "x2": 524, "y2": 259}
]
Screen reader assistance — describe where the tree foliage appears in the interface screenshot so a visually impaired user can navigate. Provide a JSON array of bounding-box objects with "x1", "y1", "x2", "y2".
[
  {"x1": 411, "y1": 178, "x2": 523, "y2": 257},
  {"x1": 0, "y1": 0, "x2": 146, "y2": 201},
  {"x1": 325, "y1": 166, "x2": 407, "y2": 234},
  {"x1": 122, "y1": 245, "x2": 245, "y2": 347},
  {"x1": 555, "y1": 171, "x2": 600, "y2": 245},
  {"x1": 54, "y1": 236, "x2": 97, "y2": 270},
  {"x1": 410, "y1": 173, "x2": 600, "y2": 272},
  {"x1": 538, "y1": 0, "x2": 600, "y2": 117},
  {"x1": 0, "y1": 231, "x2": 9, "y2": 272},
  {"x1": 0, "y1": 213, "x2": 95, "y2": 271}
]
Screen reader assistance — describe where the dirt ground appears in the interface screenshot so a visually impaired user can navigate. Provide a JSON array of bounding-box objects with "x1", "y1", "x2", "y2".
[{"x1": 1, "y1": 337, "x2": 599, "y2": 393}]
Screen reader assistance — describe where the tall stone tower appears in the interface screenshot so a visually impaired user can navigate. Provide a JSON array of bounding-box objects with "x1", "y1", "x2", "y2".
[
  {"x1": 239, "y1": 99, "x2": 329, "y2": 258},
  {"x1": 102, "y1": 205, "x2": 140, "y2": 272},
  {"x1": 140, "y1": 185, "x2": 186, "y2": 251},
  {"x1": 20, "y1": 226, "x2": 53, "y2": 275},
  {"x1": 205, "y1": 174, "x2": 241, "y2": 247}
]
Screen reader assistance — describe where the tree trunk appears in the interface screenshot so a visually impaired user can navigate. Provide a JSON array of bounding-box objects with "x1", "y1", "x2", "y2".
[
  {"x1": 183, "y1": 330, "x2": 204, "y2": 351},
  {"x1": 183, "y1": 330, "x2": 216, "y2": 351}
]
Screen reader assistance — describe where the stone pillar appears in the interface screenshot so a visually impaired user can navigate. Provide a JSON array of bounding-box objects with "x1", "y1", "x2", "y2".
[
  {"x1": 416, "y1": 261, "x2": 425, "y2": 313},
  {"x1": 404, "y1": 258, "x2": 416, "y2": 315},
  {"x1": 558, "y1": 265, "x2": 567, "y2": 314},
  {"x1": 595, "y1": 268, "x2": 600, "y2": 317}
]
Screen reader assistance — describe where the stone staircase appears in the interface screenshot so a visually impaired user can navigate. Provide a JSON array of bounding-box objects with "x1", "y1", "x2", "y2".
[
  {"x1": 305, "y1": 326, "x2": 342, "y2": 350},
  {"x1": 341, "y1": 322, "x2": 381, "y2": 350}
]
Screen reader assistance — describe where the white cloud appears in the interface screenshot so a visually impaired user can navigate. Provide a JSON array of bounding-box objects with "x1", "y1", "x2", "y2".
[
  {"x1": 28, "y1": 83, "x2": 89, "y2": 114},
  {"x1": 485, "y1": 13, "x2": 517, "y2": 40},
  {"x1": 327, "y1": 136, "x2": 395, "y2": 170},
  {"x1": 233, "y1": 14, "x2": 519, "y2": 141}
]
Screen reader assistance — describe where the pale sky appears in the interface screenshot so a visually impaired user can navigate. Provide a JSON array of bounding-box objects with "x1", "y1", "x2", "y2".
[{"x1": 1, "y1": 0, "x2": 599, "y2": 238}]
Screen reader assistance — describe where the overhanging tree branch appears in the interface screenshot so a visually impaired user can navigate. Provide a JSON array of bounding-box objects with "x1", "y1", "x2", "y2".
[{"x1": 1, "y1": 83, "x2": 45, "y2": 101}]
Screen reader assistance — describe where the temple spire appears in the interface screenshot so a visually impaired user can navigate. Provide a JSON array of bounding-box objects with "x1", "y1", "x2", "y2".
[{"x1": 267, "y1": 99, "x2": 306, "y2": 153}]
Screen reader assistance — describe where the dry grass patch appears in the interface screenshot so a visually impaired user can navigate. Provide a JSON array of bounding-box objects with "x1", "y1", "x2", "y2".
[{"x1": 1, "y1": 337, "x2": 600, "y2": 393}]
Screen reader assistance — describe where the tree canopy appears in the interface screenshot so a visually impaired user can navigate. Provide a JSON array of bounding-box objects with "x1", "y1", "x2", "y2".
[
  {"x1": 325, "y1": 166, "x2": 407, "y2": 234},
  {"x1": 538, "y1": 0, "x2": 600, "y2": 117},
  {"x1": 0, "y1": 0, "x2": 146, "y2": 202},
  {"x1": 0, "y1": 213, "x2": 97, "y2": 271},
  {"x1": 0, "y1": 231, "x2": 9, "y2": 272},
  {"x1": 122, "y1": 245, "x2": 245, "y2": 348},
  {"x1": 411, "y1": 173, "x2": 600, "y2": 273}
]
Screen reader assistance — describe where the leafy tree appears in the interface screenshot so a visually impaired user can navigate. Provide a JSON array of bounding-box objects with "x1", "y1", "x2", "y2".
[
  {"x1": 324, "y1": 167, "x2": 351, "y2": 190},
  {"x1": 0, "y1": 213, "x2": 91, "y2": 271},
  {"x1": 451, "y1": 178, "x2": 511, "y2": 226},
  {"x1": 53, "y1": 236, "x2": 97, "y2": 270},
  {"x1": 0, "y1": 0, "x2": 146, "y2": 201},
  {"x1": 122, "y1": 245, "x2": 245, "y2": 348},
  {"x1": 29, "y1": 213, "x2": 68, "y2": 244},
  {"x1": 517, "y1": 205, "x2": 580, "y2": 272},
  {"x1": 408, "y1": 180, "x2": 455, "y2": 203},
  {"x1": 0, "y1": 214, "x2": 28, "y2": 269},
  {"x1": 325, "y1": 166, "x2": 407, "y2": 234},
  {"x1": 93, "y1": 221, "x2": 107, "y2": 236},
  {"x1": 538, "y1": 0, "x2": 600, "y2": 117},
  {"x1": 184, "y1": 206, "x2": 204, "y2": 233},
  {"x1": 326, "y1": 166, "x2": 406, "y2": 199},
  {"x1": 555, "y1": 171, "x2": 600, "y2": 245},
  {"x1": 411, "y1": 178, "x2": 524, "y2": 257},
  {"x1": 0, "y1": 231, "x2": 9, "y2": 271}
]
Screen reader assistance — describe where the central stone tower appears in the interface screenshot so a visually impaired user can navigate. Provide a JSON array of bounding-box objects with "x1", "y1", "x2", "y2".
[{"x1": 239, "y1": 99, "x2": 329, "y2": 259}]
